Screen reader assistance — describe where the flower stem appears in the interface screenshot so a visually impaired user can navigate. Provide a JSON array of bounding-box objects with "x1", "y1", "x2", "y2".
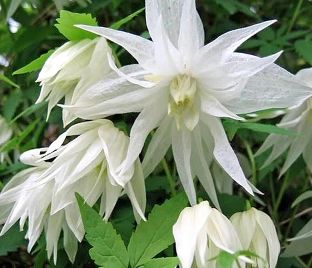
[
  {"x1": 287, "y1": 0, "x2": 304, "y2": 33},
  {"x1": 161, "y1": 158, "x2": 176, "y2": 196}
]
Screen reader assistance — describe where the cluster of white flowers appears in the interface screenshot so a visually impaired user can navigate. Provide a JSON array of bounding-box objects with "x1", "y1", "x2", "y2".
[{"x1": 1, "y1": 0, "x2": 311, "y2": 267}]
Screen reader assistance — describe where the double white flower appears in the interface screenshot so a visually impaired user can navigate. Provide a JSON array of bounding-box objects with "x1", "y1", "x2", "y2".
[
  {"x1": 173, "y1": 202, "x2": 280, "y2": 268},
  {"x1": 66, "y1": 0, "x2": 312, "y2": 206},
  {"x1": 36, "y1": 37, "x2": 112, "y2": 125},
  {"x1": 0, "y1": 120, "x2": 146, "y2": 263},
  {"x1": 257, "y1": 68, "x2": 312, "y2": 175},
  {"x1": 0, "y1": 116, "x2": 12, "y2": 163}
]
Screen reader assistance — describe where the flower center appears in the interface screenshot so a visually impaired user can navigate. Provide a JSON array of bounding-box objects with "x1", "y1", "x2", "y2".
[{"x1": 168, "y1": 75, "x2": 199, "y2": 131}]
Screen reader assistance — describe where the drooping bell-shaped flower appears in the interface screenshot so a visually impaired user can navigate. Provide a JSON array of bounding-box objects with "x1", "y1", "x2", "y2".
[
  {"x1": 66, "y1": 0, "x2": 312, "y2": 207},
  {"x1": 36, "y1": 37, "x2": 112, "y2": 125},
  {"x1": 0, "y1": 120, "x2": 146, "y2": 264},
  {"x1": 0, "y1": 115, "x2": 12, "y2": 163},
  {"x1": 257, "y1": 68, "x2": 312, "y2": 175},
  {"x1": 173, "y1": 201, "x2": 247, "y2": 268},
  {"x1": 230, "y1": 208, "x2": 280, "y2": 268}
]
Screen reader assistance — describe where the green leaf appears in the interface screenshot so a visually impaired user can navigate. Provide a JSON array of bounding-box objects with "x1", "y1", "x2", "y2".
[
  {"x1": 55, "y1": 10, "x2": 98, "y2": 41},
  {"x1": 128, "y1": 194, "x2": 188, "y2": 267},
  {"x1": 0, "y1": 224, "x2": 26, "y2": 256},
  {"x1": 3, "y1": 90, "x2": 22, "y2": 121},
  {"x1": 0, "y1": 73, "x2": 19, "y2": 88},
  {"x1": 143, "y1": 257, "x2": 180, "y2": 268},
  {"x1": 215, "y1": 251, "x2": 236, "y2": 268},
  {"x1": 13, "y1": 50, "x2": 55, "y2": 75},
  {"x1": 295, "y1": 39, "x2": 312, "y2": 65},
  {"x1": 10, "y1": 102, "x2": 47, "y2": 124},
  {"x1": 292, "y1": 191, "x2": 312, "y2": 208},
  {"x1": 111, "y1": 8, "x2": 145, "y2": 30},
  {"x1": 76, "y1": 194, "x2": 129, "y2": 268},
  {"x1": 223, "y1": 120, "x2": 297, "y2": 137}
]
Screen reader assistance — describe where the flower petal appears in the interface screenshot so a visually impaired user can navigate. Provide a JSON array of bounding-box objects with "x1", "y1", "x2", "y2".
[
  {"x1": 76, "y1": 25, "x2": 154, "y2": 70},
  {"x1": 172, "y1": 127, "x2": 197, "y2": 205},
  {"x1": 224, "y1": 63, "x2": 312, "y2": 114},
  {"x1": 142, "y1": 117, "x2": 173, "y2": 177},
  {"x1": 202, "y1": 115, "x2": 253, "y2": 194}
]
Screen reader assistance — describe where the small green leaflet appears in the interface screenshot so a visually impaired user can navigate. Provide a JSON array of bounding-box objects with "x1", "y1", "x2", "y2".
[
  {"x1": 55, "y1": 10, "x2": 97, "y2": 41},
  {"x1": 142, "y1": 257, "x2": 180, "y2": 268},
  {"x1": 127, "y1": 193, "x2": 188, "y2": 267},
  {"x1": 0, "y1": 73, "x2": 19, "y2": 88},
  {"x1": 76, "y1": 194, "x2": 129, "y2": 268},
  {"x1": 111, "y1": 8, "x2": 145, "y2": 30},
  {"x1": 13, "y1": 50, "x2": 55, "y2": 75}
]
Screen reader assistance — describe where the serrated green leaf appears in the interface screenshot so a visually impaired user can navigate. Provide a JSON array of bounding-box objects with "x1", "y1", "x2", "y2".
[
  {"x1": 0, "y1": 73, "x2": 19, "y2": 88},
  {"x1": 128, "y1": 194, "x2": 188, "y2": 267},
  {"x1": 76, "y1": 194, "x2": 129, "y2": 268},
  {"x1": 295, "y1": 39, "x2": 312, "y2": 65},
  {"x1": 143, "y1": 257, "x2": 179, "y2": 268},
  {"x1": 111, "y1": 8, "x2": 145, "y2": 30},
  {"x1": 0, "y1": 224, "x2": 26, "y2": 256},
  {"x1": 13, "y1": 50, "x2": 55, "y2": 75},
  {"x1": 55, "y1": 10, "x2": 97, "y2": 41}
]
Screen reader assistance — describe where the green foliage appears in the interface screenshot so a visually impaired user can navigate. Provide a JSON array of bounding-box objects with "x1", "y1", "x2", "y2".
[
  {"x1": 0, "y1": 73, "x2": 19, "y2": 88},
  {"x1": 295, "y1": 39, "x2": 312, "y2": 65},
  {"x1": 55, "y1": 10, "x2": 98, "y2": 41},
  {"x1": 13, "y1": 50, "x2": 55, "y2": 75},
  {"x1": 77, "y1": 194, "x2": 129, "y2": 268},
  {"x1": 0, "y1": 224, "x2": 26, "y2": 256},
  {"x1": 111, "y1": 8, "x2": 145, "y2": 30},
  {"x1": 78, "y1": 194, "x2": 188, "y2": 268},
  {"x1": 127, "y1": 194, "x2": 188, "y2": 267}
]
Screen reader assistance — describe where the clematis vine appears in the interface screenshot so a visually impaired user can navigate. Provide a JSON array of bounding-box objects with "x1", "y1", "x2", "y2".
[
  {"x1": 0, "y1": 115, "x2": 12, "y2": 163},
  {"x1": 66, "y1": 0, "x2": 312, "y2": 206},
  {"x1": 231, "y1": 208, "x2": 280, "y2": 268},
  {"x1": 36, "y1": 37, "x2": 112, "y2": 126},
  {"x1": 257, "y1": 68, "x2": 312, "y2": 175}
]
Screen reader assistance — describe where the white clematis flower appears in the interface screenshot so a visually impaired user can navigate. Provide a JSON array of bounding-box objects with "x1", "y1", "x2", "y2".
[
  {"x1": 231, "y1": 208, "x2": 280, "y2": 268},
  {"x1": 0, "y1": 120, "x2": 146, "y2": 264},
  {"x1": 257, "y1": 68, "x2": 312, "y2": 175},
  {"x1": 173, "y1": 201, "x2": 247, "y2": 268},
  {"x1": 0, "y1": 115, "x2": 12, "y2": 163},
  {"x1": 67, "y1": 0, "x2": 312, "y2": 206},
  {"x1": 36, "y1": 37, "x2": 112, "y2": 126},
  {"x1": 37, "y1": 119, "x2": 146, "y2": 222},
  {"x1": 0, "y1": 149, "x2": 79, "y2": 264}
]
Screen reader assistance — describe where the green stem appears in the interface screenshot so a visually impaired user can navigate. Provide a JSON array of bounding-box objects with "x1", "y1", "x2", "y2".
[
  {"x1": 273, "y1": 172, "x2": 290, "y2": 216},
  {"x1": 287, "y1": 0, "x2": 304, "y2": 33},
  {"x1": 161, "y1": 158, "x2": 176, "y2": 196}
]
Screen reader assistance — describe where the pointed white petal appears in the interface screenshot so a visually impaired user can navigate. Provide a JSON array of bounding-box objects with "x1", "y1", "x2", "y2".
[
  {"x1": 200, "y1": 92, "x2": 244, "y2": 120},
  {"x1": 197, "y1": 20, "x2": 276, "y2": 64},
  {"x1": 63, "y1": 223, "x2": 78, "y2": 263},
  {"x1": 172, "y1": 127, "x2": 197, "y2": 205},
  {"x1": 76, "y1": 25, "x2": 154, "y2": 70},
  {"x1": 118, "y1": 92, "x2": 168, "y2": 176},
  {"x1": 191, "y1": 127, "x2": 220, "y2": 209},
  {"x1": 202, "y1": 115, "x2": 253, "y2": 194},
  {"x1": 225, "y1": 63, "x2": 312, "y2": 114},
  {"x1": 142, "y1": 117, "x2": 172, "y2": 177}
]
